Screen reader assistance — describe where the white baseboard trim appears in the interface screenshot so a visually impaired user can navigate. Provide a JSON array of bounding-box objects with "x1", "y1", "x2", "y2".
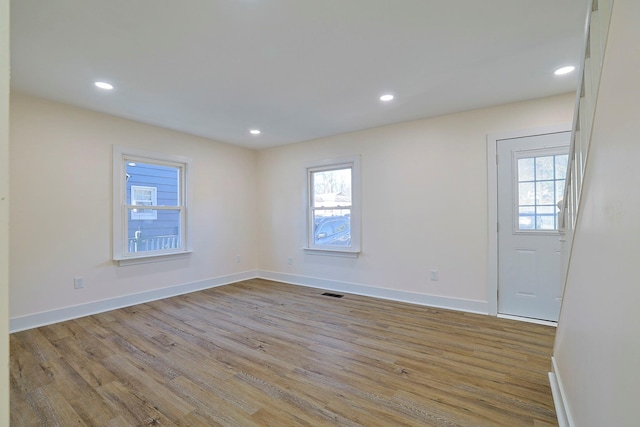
[
  {"x1": 497, "y1": 313, "x2": 558, "y2": 327},
  {"x1": 257, "y1": 270, "x2": 488, "y2": 314},
  {"x1": 9, "y1": 270, "x2": 258, "y2": 333},
  {"x1": 10, "y1": 270, "x2": 489, "y2": 332},
  {"x1": 549, "y1": 356, "x2": 574, "y2": 427}
]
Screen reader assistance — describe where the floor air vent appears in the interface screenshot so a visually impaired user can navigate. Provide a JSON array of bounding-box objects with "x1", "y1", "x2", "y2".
[{"x1": 322, "y1": 292, "x2": 344, "y2": 298}]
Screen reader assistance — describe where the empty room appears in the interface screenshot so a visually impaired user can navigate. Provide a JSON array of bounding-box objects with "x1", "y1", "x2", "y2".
[{"x1": 1, "y1": 0, "x2": 639, "y2": 426}]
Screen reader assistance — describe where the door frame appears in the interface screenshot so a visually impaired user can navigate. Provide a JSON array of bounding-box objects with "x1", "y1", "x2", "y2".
[{"x1": 486, "y1": 124, "x2": 571, "y2": 317}]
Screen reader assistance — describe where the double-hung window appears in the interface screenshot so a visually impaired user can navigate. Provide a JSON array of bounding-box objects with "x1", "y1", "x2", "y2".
[
  {"x1": 113, "y1": 146, "x2": 192, "y2": 265},
  {"x1": 305, "y1": 156, "x2": 361, "y2": 256}
]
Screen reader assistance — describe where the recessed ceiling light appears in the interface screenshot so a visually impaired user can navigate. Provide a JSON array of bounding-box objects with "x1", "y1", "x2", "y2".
[
  {"x1": 554, "y1": 66, "x2": 575, "y2": 76},
  {"x1": 380, "y1": 94, "x2": 394, "y2": 102},
  {"x1": 250, "y1": 129, "x2": 261, "y2": 135},
  {"x1": 95, "y1": 81, "x2": 114, "y2": 90}
]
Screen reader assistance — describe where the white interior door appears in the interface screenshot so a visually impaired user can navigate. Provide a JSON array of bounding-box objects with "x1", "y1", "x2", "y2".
[{"x1": 497, "y1": 132, "x2": 569, "y2": 321}]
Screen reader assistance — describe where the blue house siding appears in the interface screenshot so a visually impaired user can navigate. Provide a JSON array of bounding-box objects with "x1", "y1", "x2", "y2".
[{"x1": 125, "y1": 163, "x2": 180, "y2": 248}]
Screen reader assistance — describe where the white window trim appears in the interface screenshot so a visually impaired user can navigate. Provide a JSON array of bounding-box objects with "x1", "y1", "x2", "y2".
[
  {"x1": 304, "y1": 155, "x2": 361, "y2": 256},
  {"x1": 113, "y1": 145, "x2": 193, "y2": 266}
]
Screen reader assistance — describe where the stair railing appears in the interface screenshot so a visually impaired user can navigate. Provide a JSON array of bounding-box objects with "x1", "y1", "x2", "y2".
[{"x1": 559, "y1": 0, "x2": 613, "y2": 285}]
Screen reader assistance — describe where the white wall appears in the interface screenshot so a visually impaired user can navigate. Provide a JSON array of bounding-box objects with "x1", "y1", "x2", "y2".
[
  {"x1": 257, "y1": 93, "x2": 574, "y2": 310},
  {"x1": 1, "y1": 0, "x2": 10, "y2": 422},
  {"x1": 553, "y1": 0, "x2": 640, "y2": 424},
  {"x1": 9, "y1": 93, "x2": 258, "y2": 325}
]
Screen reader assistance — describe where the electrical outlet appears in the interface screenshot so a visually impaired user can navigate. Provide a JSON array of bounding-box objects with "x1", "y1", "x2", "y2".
[
  {"x1": 287, "y1": 256, "x2": 293, "y2": 265},
  {"x1": 74, "y1": 277, "x2": 84, "y2": 289},
  {"x1": 430, "y1": 270, "x2": 439, "y2": 281},
  {"x1": 236, "y1": 255, "x2": 242, "y2": 263}
]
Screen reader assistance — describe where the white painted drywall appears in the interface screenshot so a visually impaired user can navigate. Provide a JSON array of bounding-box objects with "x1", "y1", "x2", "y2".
[
  {"x1": 1, "y1": 0, "x2": 10, "y2": 421},
  {"x1": 9, "y1": 93, "x2": 258, "y2": 319},
  {"x1": 257, "y1": 94, "x2": 574, "y2": 305},
  {"x1": 553, "y1": 0, "x2": 640, "y2": 424}
]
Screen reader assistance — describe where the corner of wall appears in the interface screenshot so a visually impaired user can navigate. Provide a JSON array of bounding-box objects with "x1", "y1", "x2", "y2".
[{"x1": 1, "y1": 0, "x2": 10, "y2": 422}]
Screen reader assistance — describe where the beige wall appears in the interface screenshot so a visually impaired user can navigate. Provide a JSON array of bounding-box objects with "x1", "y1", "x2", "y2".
[
  {"x1": 257, "y1": 93, "x2": 574, "y2": 305},
  {"x1": 553, "y1": 0, "x2": 640, "y2": 424},
  {"x1": 1, "y1": 0, "x2": 9, "y2": 422},
  {"x1": 8, "y1": 91, "x2": 575, "y2": 326},
  {"x1": 9, "y1": 93, "x2": 258, "y2": 320}
]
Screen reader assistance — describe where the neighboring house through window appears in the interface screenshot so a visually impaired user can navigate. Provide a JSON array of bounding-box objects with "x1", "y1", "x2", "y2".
[
  {"x1": 113, "y1": 146, "x2": 192, "y2": 265},
  {"x1": 130, "y1": 185, "x2": 158, "y2": 220}
]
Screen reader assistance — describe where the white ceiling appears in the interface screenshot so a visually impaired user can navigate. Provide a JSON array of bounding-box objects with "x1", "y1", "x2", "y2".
[{"x1": 10, "y1": 0, "x2": 588, "y2": 149}]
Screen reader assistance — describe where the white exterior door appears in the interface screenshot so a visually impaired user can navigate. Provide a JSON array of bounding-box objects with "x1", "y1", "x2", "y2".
[{"x1": 497, "y1": 132, "x2": 569, "y2": 321}]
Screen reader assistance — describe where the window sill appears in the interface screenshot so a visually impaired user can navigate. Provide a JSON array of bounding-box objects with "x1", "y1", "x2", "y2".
[
  {"x1": 514, "y1": 230, "x2": 561, "y2": 236},
  {"x1": 114, "y1": 251, "x2": 192, "y2": 266},
  {"x1": 303, "y1": 248, "x2": 360, "y2": 258}
]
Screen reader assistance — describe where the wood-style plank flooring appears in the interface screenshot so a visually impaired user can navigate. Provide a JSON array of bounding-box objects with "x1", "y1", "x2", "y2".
[{"x1": 10, "y1": 279, "x2": 558, "y2": 426}]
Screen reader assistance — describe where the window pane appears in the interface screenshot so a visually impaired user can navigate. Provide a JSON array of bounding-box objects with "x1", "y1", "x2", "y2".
[
  {"x1": 312, "y1": 168, "x2": 352, "y2": 208},
  {"x1": 535, "y1": 156, "x2": 554, "y2": 180},
  {"x1": 518, "y1": 158, "x2": 534, "y2": 182},
  {"x1": 519, "y1": 182, "x2": 535, "y2": 205},
  {"x1": 516, "y1": 152, "x2": 567, "y2": 232},
  {"x1": 536, "y1": 214, "x2": 556, "y2": 230},
  {"x1": 132, "y1": 187, "x2": 153, "y2": 204},
  {"x1": 127, "y1": 208, "x2": 181, "y2": 253},
  {"x1": 555, "y1": 179, "x2": 566, "y2": 206},
  {"x1": 313, "y1": 211, "x2": 351, "y2": 247},
  {"x1": 555, "y1": 155, "x2": 568, "y2": 180},
  {"x1": 536, "y1": 181, "x2": 555, "y2": 205},
  {"x1": 537, "y1": 205, "x2": 556, "y2": 214},
  {"x1": 127, "y1": 162, "x2": 180, "y2": 206},
  {"x1": 519, "y1": 207, "x2": 535, "y2": 230},
  {"x1": 537, "y1": 206, "x2": 557, "y2": 230}
]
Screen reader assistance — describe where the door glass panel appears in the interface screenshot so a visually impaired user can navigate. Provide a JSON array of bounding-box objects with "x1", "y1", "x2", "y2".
[
  {"x1": 517, "y1": 153, "x2": 569, "y2": 231},
  {"x1": 535, "y1": 156, "x2": 554, "y2": 180},
  {"x1": 518, "y1": 207, "x2": 535, "y2": 230},
  {"x1": 518, "y1": 182, "x2": 535, "y2": 205},
  {"x1": 555, "y1": 155, "x2": 568, "y2": 179},
  {"x1": 536, "y1": 181, "x2": 555, "y2": 205},
  {"x1": 536, "y1": 214, "x2": 556, "y2": 230},
  {"x1": 555, "y1": 180, "x2": 565, "y2": 205},
  {"x1": 518, "y1": 158, "x2": 534, "y2": 181}
]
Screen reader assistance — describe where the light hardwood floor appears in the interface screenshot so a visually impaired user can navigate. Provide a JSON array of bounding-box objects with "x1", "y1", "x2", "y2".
[{"x1": 10, "y1": 279, "x2": 558, "y2": 426}]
